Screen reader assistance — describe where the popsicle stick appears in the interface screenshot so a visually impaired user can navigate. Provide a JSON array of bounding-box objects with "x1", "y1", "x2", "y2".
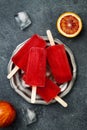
[
  {"x1": 46, "y1": 30, "x2": 55, "y2": 46},
  {"x1": 55, "y1": 96, "x2": 68, "y2": 107},
  {"x1": 7, "y1": 66, "x2": 19, "y2": 79},
  {"x1": 31, "y1": 86, "x2": 37, "y2": 103}
]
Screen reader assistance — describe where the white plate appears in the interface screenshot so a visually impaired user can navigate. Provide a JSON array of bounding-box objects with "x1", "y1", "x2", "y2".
[{"x1": 7, "y1": 36, "x2": 77, "y2": 105}]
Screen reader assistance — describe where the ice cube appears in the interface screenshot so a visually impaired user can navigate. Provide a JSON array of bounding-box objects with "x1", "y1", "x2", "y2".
[
  {"x1": 22, "y1": 108, "x2": 37, "y2": 125},
  {"x1": 21, "y1": 79, "x2": 30, "y2": 88},
  {"x1": 59, "y1": 82, "x2": 68, "y2": 92},
  {"x1": 26, "y1": 108, "x2": 37, "y2": 125},
  {"x1": 14, "y1": 11, "x2": 31, "y2": 30}
]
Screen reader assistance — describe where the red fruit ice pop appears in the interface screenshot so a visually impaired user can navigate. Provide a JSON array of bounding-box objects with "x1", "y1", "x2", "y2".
[
  {"x1": 24, "y1": 47, "x2": 46, "y2": 103},
  {"x1": 46, "y1": 30, "x2": 72, "y2": 84},
  {"x1": 7, "y1": 34, "x2": 46, "y2": 79},
  {"x1": 37, "y1": 77, "x2": 68, "y2": 107}
]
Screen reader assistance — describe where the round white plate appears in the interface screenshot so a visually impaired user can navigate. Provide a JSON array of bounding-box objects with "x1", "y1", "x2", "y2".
[{"x1": 7, "y1": 36, "x2": 77, "y2": 105}]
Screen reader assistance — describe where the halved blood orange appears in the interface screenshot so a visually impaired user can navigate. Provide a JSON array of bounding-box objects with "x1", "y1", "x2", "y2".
[{"x1": 57, "y1": 12, "x2": 82, "y2": 38}]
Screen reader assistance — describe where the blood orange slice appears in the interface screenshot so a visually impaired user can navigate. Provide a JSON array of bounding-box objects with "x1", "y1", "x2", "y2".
[{"x1": 57, "y1": 12, "x2": 82, "y2": 38}]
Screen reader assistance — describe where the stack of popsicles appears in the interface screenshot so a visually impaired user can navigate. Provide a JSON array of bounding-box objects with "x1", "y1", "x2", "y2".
[{"x1": 7, "y1": 30, "x2": 72, "y2": 107}]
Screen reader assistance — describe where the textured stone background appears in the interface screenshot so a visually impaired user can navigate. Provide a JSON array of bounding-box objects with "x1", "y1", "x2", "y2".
[{"x1": 0, "y1": 0, "x2": 87, "y2": 130}]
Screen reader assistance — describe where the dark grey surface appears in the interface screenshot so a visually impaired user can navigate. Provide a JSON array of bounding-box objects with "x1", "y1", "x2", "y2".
[{"x1": 0, "y1": 0, "x2": 87, "y2": 130}]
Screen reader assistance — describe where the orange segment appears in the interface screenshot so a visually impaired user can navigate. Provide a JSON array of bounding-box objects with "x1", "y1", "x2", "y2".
[{"x1": 57, "y1": 12, "x2": 82, "y2": 38}]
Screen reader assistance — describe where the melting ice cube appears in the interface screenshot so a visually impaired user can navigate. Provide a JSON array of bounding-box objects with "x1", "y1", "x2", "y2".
[{"x1": 14, "y1": 11, "x2": 31, "y2": 30}]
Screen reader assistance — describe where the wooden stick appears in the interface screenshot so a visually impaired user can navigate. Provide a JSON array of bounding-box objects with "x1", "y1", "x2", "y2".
[
  {"x1": 46, "y1": 29, "x2": 68, "y2": 107},
  {"x1": 7, "y1": 66, "x2": 19, "y2": 79},
  {"x1": 46, "y1": 30, "x2": 55, "y2": 46},
  {"x1": 31, "y1": 86, "x2": 37, "y2": 103},
  {"x1": 55, "y1": 96, "x2": 68, "y2": 107}
]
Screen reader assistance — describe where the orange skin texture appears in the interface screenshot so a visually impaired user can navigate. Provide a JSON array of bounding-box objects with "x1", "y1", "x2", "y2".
[{"x1": 0, "y1": 101, "x2": 16, "y2": 128}]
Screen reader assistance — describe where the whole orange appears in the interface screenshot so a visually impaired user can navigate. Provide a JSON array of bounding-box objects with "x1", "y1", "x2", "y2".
[{"x1": 0, "y1": 101, "x2": 16, "y2": 127}]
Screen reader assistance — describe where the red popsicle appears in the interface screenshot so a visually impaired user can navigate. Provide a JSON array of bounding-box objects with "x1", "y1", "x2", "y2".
[
  {"x1": 37, "y1": 77, "x2": 68, "y2": 107},
  {"x1": 24, "y1": 47, "x2": 46, "y2": 103},
  {"x1": 46, "y1": 30, "x2": 72, "y2": 84},
  {"x1": 7, "y1": 34, "x2": 46, "y2": 79}
]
